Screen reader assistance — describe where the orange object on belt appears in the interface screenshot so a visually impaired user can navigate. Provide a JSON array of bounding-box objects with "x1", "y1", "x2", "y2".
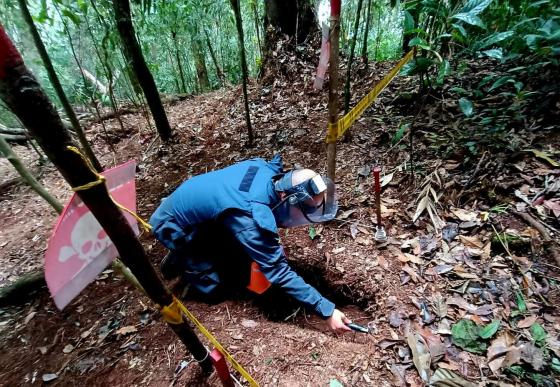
[{"x1": 246, "y1": 261, "x2": 271, "y2": 294}]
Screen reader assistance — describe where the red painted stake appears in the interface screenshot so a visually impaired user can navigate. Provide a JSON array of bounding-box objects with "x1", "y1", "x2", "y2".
[
  {"x1": 210, "y1": 348, "x2": 234, "y2": 387},
  {"x1": 373, "y1": 166, "x2": 382, "y2": 228}
]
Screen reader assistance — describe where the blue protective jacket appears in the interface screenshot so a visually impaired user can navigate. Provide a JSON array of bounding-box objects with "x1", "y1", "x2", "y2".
[{"x1": 149, "y1": 155, "x2": 335, "y2": 319}]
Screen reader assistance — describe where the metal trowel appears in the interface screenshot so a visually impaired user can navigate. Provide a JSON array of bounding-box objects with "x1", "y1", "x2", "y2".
[{"x1": 345, "y1": 322, "x2": 370, "y2": 334}]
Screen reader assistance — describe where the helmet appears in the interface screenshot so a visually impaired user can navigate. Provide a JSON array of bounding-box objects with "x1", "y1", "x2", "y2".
[{"x1": 272, "y1": 170, "x2": 338, "y2": 228}]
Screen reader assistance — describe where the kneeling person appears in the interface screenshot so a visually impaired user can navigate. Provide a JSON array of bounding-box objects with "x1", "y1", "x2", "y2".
[{"x1": 149, "y1": 155, "x2": 351, "y2": 333}]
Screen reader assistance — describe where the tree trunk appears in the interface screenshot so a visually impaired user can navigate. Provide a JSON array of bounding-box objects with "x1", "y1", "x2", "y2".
[
  {"x1": 343, "y1": 0, "x2": 364, "y2": 115},
  {"x1": 0, "y1": 25, "x2": 211, "y2": 373},
  {"x1": 18, "y1": 0, "x2": 102, "y2": 172},
  {"x1": 361, "y1": 0, "x2": 372, "y2": 64},
  {"x1": 81, "y1": 68, "x2": 108, "y2": 96},
  {"x1": 264, "y1": 0, "x2": 315, "y2": 44},
  {"x1": 230, "y1": 0, "x2": 254, "y2": 147},
  {"x1": 327, "y1": 0, "x2": 341, "y2": 180},
  {"x1": 112, "y1": 0, "x2": 172, "y2": 141},
  {"x1": 191, "y1": 33, "x2": 210, "y2": 92},
  {"x1": 0, "y1": 136, "x2": 63, "y2": 213},
  {"x1": 204, "y1": 29, "x2": 225, "y2": 86},
  {"x1": 171, "y1": 31, "x2": 188, "y2": 93},
  {"x1": 0, "y1": 271, "x2": 46, "y2": 307},
  {"x1": 87, "y1": 3, "x2": 127, "y2": 134},
  {"x1": 374, "y1": 10, "x2": 382, "y2": 59},
  {"x1": 252, "y1": 0, "x2": 263, "y2": 60}
]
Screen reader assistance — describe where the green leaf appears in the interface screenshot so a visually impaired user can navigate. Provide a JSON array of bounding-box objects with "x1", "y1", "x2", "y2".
[
  {"x1": 37, "y1": 0, "x2": 48, "y2": 23},
  {"x1": 478, "y1": 31, "x2": 514, "y2": 49},
  {"x1": 62, "y1": 9, "x2": 81, "y2": 26},
  {"x1": 437, "y1": 59, "x2": 451, "y2": 85},
  {"x1": 308, "y1": 226, "x2": 317, "y2": 240},
  {"x1": 392, "y1": 124, "x2": 409, "y2": 145},
  {"x1": 530, "y1": 323, "x2": 547, "y2": 347},
  {"x1": 458, "y1": 98, "x2": 474, "y2": 117},
  {"x1": 479, "y1": 320, "x2": 500, "y2": 339},
  {"x1": 452, "y1": 319, "x2": 487, "y2": 354},
  {"x1": 409, "y1": 37, "x2": 430, "y2": 50},
  {"x1": 461, "y1": 0, "x2": 493, "y2": 15},
  {"x1": 515, "y1": 291, "x2": 527, "y2": 313},
  {"x1": 489, "y1": 76, "x2": 513, "y2": 92},
  {"x1": 481, "y1": 48, "x2": 503, "y2": 59},
  {"x1": 552, "y1": 357, "x2": 560, "y2": 373},
  {"x1": 506, "y1": 365, "x2": 525, "y2": 377},
  {"x1": 452, "y1": 23, "x2": 468, "y2": 37},
  {"x1": 452, "y1": 13, "x2": 486, "y2": 28},
  {"x1": 450, "y1": 86, "x2": 468, "y2": 95},
  {"x1": 416, "y1": 57, "x2": 433, "y2": 71},
  {"x1": 404, "y1": 10, "x2": 415, "y2": 32},
  {"x1": 401, "y1": 57, "x2": 434, "y2": 76}
]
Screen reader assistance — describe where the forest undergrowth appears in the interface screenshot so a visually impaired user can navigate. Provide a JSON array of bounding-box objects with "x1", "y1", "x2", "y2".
[{"x1": 0, "y1": 37, "x2": 559, "y2": 386}]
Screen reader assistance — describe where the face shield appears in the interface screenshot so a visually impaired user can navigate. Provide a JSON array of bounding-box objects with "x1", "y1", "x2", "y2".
[{"x1": 272, "y1": 172, "x2": 338, "y2": 228}]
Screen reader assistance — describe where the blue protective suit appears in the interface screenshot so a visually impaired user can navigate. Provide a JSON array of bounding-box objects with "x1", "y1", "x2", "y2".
[{"x1": 149, "y1": 155, "x2": 335, "y2": 319}]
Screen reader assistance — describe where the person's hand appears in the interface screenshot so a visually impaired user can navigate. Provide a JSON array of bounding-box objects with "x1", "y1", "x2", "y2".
[{"x1": 326, "y1": 309, "x2": 352, "y2": 333}]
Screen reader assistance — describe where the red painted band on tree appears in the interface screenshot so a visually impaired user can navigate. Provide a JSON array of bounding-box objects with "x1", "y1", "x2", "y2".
[
  {"x1": 331, "y1": 0, "x2": 341, "y2": 17},
  {"x1": 0, "y1": 26, "x2": 24, "y2": 80}
]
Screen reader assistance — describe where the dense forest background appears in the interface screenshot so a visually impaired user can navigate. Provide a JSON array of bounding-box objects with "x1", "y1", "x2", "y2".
[
  {"x1": 1, "y1": 0, "x2": 557, "y2": 139},
  {"x1": 0, "y1": 0, "x2": 404, "y2": 128}
]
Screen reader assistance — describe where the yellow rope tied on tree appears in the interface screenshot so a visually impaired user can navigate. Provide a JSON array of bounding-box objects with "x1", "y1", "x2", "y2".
[{"x1": 66, "y1": 145, "x2": 152, "y2": 232}]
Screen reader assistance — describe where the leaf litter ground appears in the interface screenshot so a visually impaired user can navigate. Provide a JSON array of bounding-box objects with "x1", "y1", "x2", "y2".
[{"x1": 0, "y1": 43, "x2": 559, "y2": 386}]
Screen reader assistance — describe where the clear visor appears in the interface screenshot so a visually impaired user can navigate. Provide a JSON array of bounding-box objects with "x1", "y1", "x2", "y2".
[{"x1": 273, "y1": 177, "x2": 338, "y2": 228}]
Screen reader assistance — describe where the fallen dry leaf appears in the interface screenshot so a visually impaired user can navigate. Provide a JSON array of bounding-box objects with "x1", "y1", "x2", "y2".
[
  {"x1": 517, "y1": 315, "x2": 538, "y2": 329},
  {"x1": 337, "y1": 209, "x2": 356, "y2": 220},
  {"x1": 436, "y1": 362, "x2": 460, "y2": 371},
  {"x1": 241, "y1": 319, "x2": 259, "y2": 328},
  {"x1": 458, "y1": 235, "x2": 484, "y2": 250},
  {"x1": 429, "y1": 368, "x2": 477, "y2": 387},
  {"x1": 447, "y1": 296, "x2": 477, "y2": 314},
  {"x1": 432, "y1": 293, "x2": 448, "y2": 318},
  {"x1": 24, "y1": 311, "x2": 37, "y2": 325},
  {"x1": 544, "y1": 199, "x2": 560, "y2": 217},
  {"x1": 487, "y1": 331, "x2": 516, "y2": 374},
  {"x1": 332, "y1": 247, "x2": 346, "y2": 254},
  {"x1": 389, "y1": 363, "x2": 407, "y2": 387},
  {"x1": 521, "y1": 342, "x2": 545, "y2": 370},
  {"x1": 450, "y1": 208, "x2": 479, "y2": 223},
  {"x1": 116, "y1": 325, "x2": 138, "y2": 335},
  {"x1": 406, "y1": 329, "x2": 431, "y2": 383},
  {"x1": 401, "y1": 264, "x2": 421, "y2": 283},
  {"x1": 546, "y1": 336, "x2": 560, "y2": 358},
  {"x1": 378, "y1": 254, "x2": 389, "y2": 270},
  {"x1": 416, "y1": 326, "x2": 445, "y2": 362}
]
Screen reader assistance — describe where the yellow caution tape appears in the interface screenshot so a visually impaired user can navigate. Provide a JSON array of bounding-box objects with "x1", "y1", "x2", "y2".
[
  {"x1": 162, "y1": 297, "x2": 259, "y2": 386},
  {"x1": 326, "y1": 49, "x2": 415, "y2": 143},
  {"x1": 66, "y1": 146, "x2": 153, "y2": 232}
]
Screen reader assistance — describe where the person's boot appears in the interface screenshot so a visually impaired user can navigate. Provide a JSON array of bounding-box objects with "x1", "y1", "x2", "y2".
[{"x1": 160, "y1": 252, "x2": 181, "y2": 280}]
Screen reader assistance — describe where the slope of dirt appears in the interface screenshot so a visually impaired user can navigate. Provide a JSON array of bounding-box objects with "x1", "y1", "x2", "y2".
[{"x1": 1, "y1": 41, "x2": 559, "y2": 386}]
